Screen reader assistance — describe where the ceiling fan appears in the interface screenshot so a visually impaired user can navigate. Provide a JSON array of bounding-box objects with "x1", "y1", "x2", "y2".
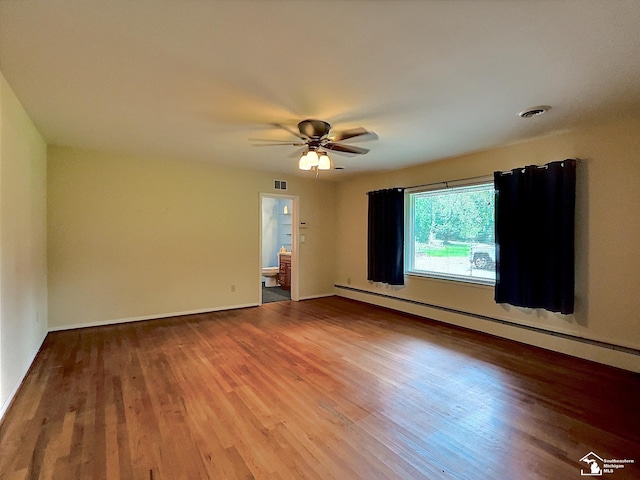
[{"x1": 252, "y1": 119, "x2": 377, "y2": 173}]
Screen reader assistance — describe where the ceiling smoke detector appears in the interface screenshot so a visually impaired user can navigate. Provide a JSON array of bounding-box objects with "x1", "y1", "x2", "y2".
[{"x1": 518, "y1": 106, "x2": 551, "y2": 118}]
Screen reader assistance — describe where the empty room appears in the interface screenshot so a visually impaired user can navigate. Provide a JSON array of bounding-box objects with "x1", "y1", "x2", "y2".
[{"x1": 1, "y1": 1, "x2": 639, "y2": 479}]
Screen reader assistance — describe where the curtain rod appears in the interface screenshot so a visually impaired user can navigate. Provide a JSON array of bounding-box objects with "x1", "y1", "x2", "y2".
[
  {"x1": 404, "y1": 173, "x2": 492, "y2": 191},
  {"x1": 404, "y1": 158, "x2": 581, "y2": 191}
]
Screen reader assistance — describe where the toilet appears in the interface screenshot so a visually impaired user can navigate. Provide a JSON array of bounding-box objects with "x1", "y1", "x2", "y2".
[{"x1": 262, "y1": 267, "x2": 280, "y2": 287}]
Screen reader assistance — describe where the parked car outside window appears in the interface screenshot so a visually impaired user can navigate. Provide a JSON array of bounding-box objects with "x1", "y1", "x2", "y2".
[{"x1": 469, "y1": 243, "x2": 495, "y2": 269}]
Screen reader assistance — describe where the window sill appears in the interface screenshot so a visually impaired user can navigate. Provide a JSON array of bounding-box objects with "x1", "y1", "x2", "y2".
[{"x1": 405, "y1": 271, "x2": 495, "y2": 288}]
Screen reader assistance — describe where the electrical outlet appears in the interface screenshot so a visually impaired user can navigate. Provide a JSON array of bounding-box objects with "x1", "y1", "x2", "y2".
[
  {"x1": 347, "y1": 278, "x2": 351, "y2": 285},
  {"x1": 231, "y1": 285, "x2": 236, "y2": 292}
]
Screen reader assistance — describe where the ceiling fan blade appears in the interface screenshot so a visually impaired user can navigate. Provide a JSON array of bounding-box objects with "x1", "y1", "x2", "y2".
[
  {"x1": 330, "y1": 127, "x2": 377, "y2": 143},
  {"x1": 324, "y1": 143, "x2": 370, "y2": 155},
  {"x1": 249, "y1": 137, "x2": 298, "y2": 142},
  {"x1": 251, "y1": 142, "x2": 306, "y2": 147},
  {"x1": 250, "y1": 137, "x2": 306, "y2": 145},
  {"x1": 273, "y1": 123, "x2": 307, "y2": 140},
  {"x1": 288, "y1": 146, "x2": 307, "y2": 158}
]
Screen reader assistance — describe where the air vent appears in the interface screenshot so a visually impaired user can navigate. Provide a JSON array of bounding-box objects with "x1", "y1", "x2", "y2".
[
  {"x1": 518, "y1": 105, "x2": 551, "y2": 118},
  {"x1": 274, "y1": 180, "x2": 287, "y2": 191}
]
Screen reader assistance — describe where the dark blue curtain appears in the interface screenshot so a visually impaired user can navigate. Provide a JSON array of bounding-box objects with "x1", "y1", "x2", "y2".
[
  {"x1": 494, "y1": 159, "x2": 577, "y2": 314},
  {"x1": 367, "y1": 188, "x2": 405, "y2": 285}
]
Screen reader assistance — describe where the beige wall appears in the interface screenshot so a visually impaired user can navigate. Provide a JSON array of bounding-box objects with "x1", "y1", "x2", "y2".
[
  {"x1": 0, "y1": 71, "x2": 48, "y2": 416},
  {"x1": 335, "y1": 118, "x2": 640, "y2": 372},
  {"x1": 47, "y1": 146, "x2": 337, "y2": 329}
]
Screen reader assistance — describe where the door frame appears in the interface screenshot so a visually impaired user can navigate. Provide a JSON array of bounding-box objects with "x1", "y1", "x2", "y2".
[{"x1": 259, "y1": 193, "x2": 300, "y2": 304}]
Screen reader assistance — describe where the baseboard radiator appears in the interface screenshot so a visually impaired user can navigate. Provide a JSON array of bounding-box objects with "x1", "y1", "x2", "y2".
[{"x1": 334, "y1": 284, "x2": 640, "y2": 357}]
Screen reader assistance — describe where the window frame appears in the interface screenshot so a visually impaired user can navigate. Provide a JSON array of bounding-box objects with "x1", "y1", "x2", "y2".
[{"x1": 405, "y1": 179, "x2": 496, "y2": 286}]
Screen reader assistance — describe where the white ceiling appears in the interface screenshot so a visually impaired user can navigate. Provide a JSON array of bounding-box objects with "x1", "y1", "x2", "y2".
[{"x1": 2, "y1": 1, "x2": 640, "y2": 179}]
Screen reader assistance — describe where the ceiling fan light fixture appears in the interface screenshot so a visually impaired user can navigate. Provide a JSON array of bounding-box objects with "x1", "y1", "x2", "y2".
[
  {"x1": 298, "y1": 152, "x2": 312, "y2": 170},
  {"x1": 318, "y1": 153, "x2": 331, "y2": 170},
  {"x1": 254, "y1": 118, "x2": 376, "y2": 174},
  {"x1": 307, "y1": 150, "x2": 319, "y2": 167}
]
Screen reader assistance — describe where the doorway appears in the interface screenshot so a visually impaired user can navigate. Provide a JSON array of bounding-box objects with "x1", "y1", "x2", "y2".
[{"x1": 260, "y1": 193, "x2": 299, "y2": 304}]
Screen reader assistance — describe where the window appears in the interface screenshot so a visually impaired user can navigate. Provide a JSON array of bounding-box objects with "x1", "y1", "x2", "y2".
[{"x1": 406, "y1": 182, "x2": 496, "y2": 284}]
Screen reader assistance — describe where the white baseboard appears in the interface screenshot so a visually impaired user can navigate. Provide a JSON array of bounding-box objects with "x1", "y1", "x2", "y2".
[
  {"x1": 48, "y1": 303, "x2": 260, "y2": 332},
  {"x1": 299, "y1": 293, "x2": 335, "y2": 301},
  {"x1": 335, "y1": 287, "x2": 640, "y2": 373},
  {"x1": 0, "y1": 332, "x2": 47, "y2": 422}
]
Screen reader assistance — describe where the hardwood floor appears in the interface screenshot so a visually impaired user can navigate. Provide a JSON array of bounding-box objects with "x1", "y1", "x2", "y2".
[{"x1": 1, "y1": 297, "x2": 638, "y2": 479}]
